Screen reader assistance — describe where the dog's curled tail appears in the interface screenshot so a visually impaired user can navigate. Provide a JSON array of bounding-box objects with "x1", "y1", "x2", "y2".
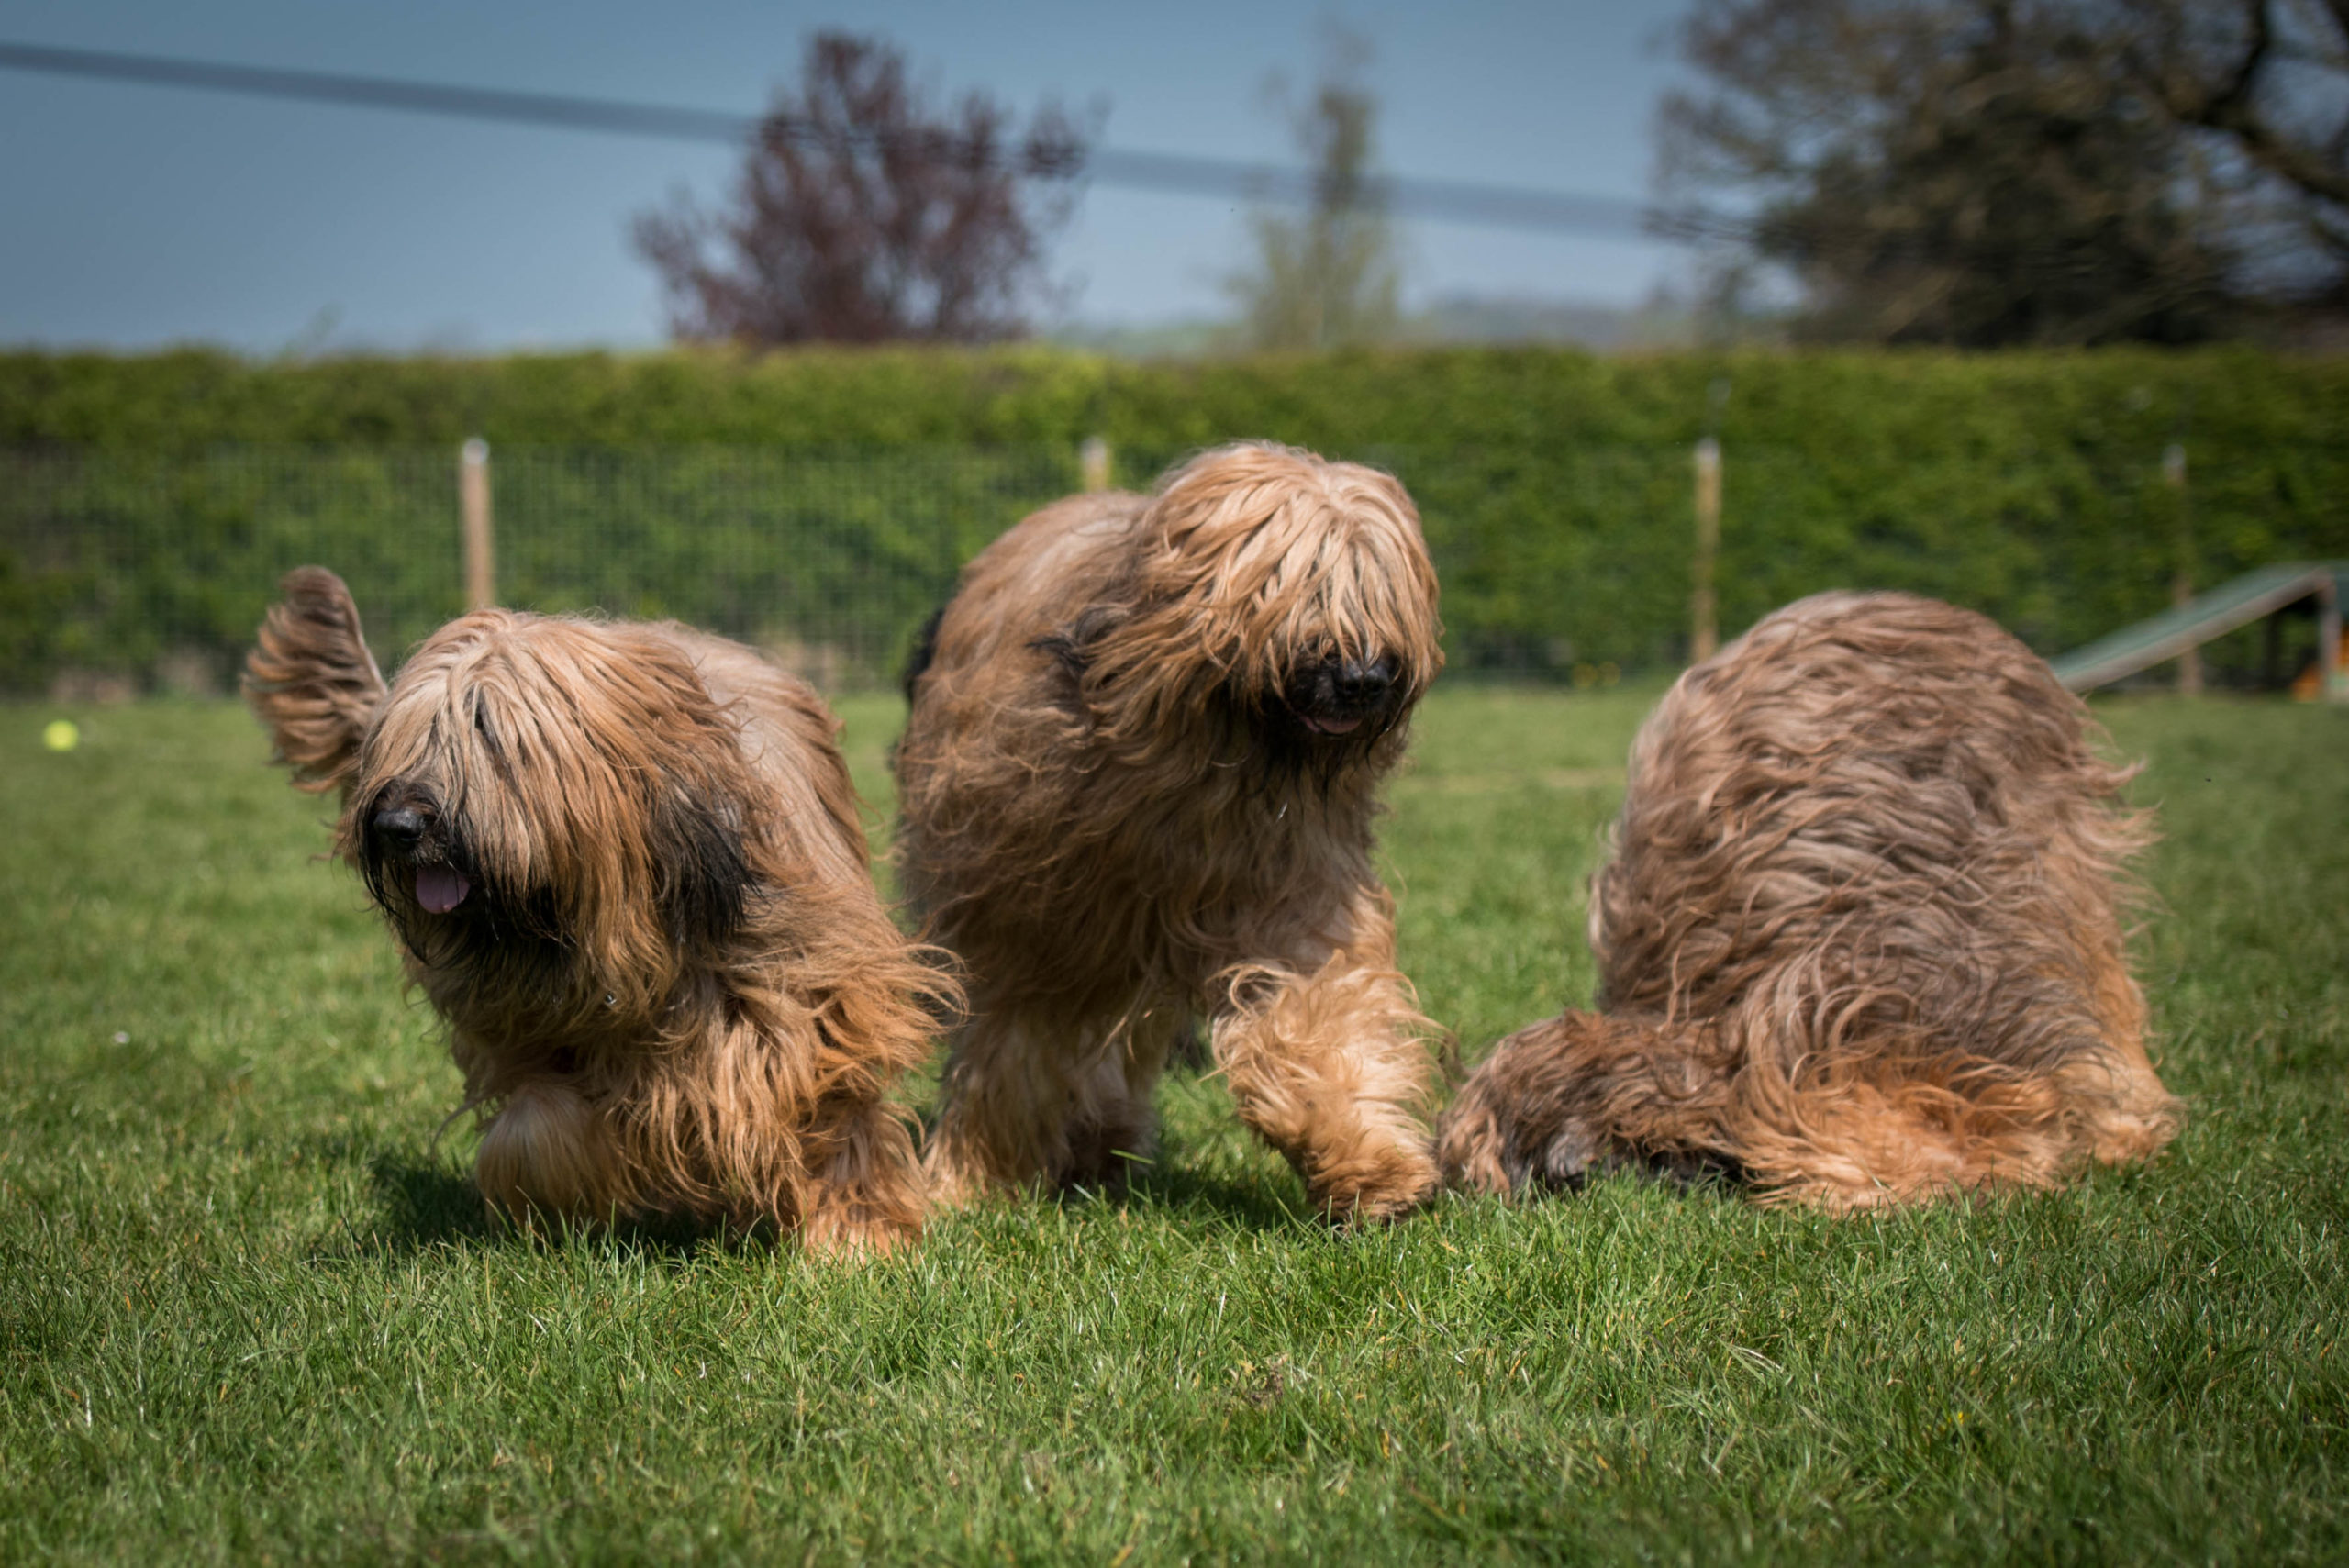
[{"x1": 243, "y1": 565, "x2": 389, "y2": 796}]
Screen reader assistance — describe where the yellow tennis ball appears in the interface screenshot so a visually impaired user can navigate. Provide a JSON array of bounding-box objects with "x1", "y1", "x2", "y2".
[{"x1": 43, "y1": 719, "x2": 80, "y2": 752}]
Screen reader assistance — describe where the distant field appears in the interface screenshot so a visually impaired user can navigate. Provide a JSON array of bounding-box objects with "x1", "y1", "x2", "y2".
[{"x1": 2, "y1": 687, "x2": 2343, "y2": 1564}]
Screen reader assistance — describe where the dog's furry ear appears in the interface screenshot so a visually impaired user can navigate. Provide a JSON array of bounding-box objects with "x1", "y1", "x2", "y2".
[
  {"x1": 648, "y1": 781, "x2": 754, "y2": 951},
  {"x1": 243, "y1": 566, "x2": 389, "y2": 796},
  {"x1": 901, "y1": 606, "x2": 946, "y2": 703},
  {"x1": 1031, "y1": 604, "x2": 1129, "y2": 682}
]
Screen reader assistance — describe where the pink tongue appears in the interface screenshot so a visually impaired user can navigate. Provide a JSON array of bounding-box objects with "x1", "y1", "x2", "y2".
[
  {"x1": 1309, "y1": 714, "x2": 1364, "y2": 735},
  {"x1": 416, "y1": 867, "x2": 471, "y2": 913}
]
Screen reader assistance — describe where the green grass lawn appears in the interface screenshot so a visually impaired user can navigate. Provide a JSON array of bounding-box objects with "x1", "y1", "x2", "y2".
[{"x1": 3, "y1": 686, "x2": 2344, "y2": 1564}]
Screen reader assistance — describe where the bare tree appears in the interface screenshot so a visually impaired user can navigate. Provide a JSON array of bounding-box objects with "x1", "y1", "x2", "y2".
[
  {"x1": 2112, "y1": 0, "x2": 2349, "y2": 306},
  {"x1": 1225, "y1": 28, "x2": 1402, "y2": 351},
  {"x1": 634, "y1": 33, "x2": 1090, "y2": 345},
  {"x1": 1658, "y1": 0, "x2": 2245, "y2": 344}
]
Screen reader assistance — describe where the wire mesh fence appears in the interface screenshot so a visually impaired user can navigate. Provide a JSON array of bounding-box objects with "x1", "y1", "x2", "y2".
[
  {"x1": 4, "y1": 439, "x2": 2343, "y2": 698},
  {"x1": 1, "y1": 445, "x2": 1079, "y2": 697}
]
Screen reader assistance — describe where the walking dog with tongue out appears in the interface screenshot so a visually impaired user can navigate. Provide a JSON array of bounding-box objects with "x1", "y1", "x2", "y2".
[{"x1": 243, "y1": 567, "x2": 954, "y2": 1253}]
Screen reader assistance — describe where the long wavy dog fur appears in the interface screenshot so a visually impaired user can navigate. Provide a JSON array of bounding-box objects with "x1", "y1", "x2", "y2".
[
  {"x1": 895, "y1": 442, "x2": 1446, "y2": 1221},
  {"x1": 245, "y1": 567, "x2": 953, "y2": 1252},
  {"x1": 1439, "y1": 591, "x2": 2180, "y2": 1207}
]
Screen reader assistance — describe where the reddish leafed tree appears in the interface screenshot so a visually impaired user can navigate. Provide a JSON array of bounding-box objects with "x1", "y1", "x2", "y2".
[{"x1": 634, "y1": 33, "x2": 1090, "y2": 344}]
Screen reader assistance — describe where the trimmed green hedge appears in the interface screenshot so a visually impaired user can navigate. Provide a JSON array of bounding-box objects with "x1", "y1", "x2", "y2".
[
  {"x1": 8, "y1": 343, "x2": 2346, "y2": 459},
  {"x1": 4, "y1": 345, "x2": 2345, "y2": 693}
]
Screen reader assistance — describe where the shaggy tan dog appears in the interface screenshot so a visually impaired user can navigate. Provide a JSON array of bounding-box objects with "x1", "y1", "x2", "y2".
[
  {"x1": 245, "y1": 568, "x2": 951, "y2": 1252},
  {"x1": 895, "y1": 443, "x2": 1445, "y2": 1220},
  {"x1": 1439, "y1": 592, "x2": 2180, "y2": 1207}
]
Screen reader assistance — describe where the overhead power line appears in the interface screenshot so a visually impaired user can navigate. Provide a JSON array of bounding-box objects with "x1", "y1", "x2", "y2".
[{"x1": 0, "y1": 39, "x2": 1672, "y2": 241}]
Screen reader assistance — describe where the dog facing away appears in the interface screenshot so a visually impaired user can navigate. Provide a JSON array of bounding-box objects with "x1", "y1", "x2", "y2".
[
  {"x1": 245, "y1": 568, "x2": 953, "y2": 1253},
  {"x1": 1439, "y1": 591, "x2": 2180, "y2": 1208},
  {"x1": 895, "y1": 442, "x2": 1446, "y2": 1221}
]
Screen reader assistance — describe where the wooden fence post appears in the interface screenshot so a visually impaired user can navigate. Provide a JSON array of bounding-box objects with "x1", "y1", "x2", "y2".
[
  {"x1": 1691, "y1": 435, "x2": 1721, "y2": 665},
  {"x1": 461, "y1": 438, "x2": 495, "y2": 612},
  {"x1": 2321, "y1": 573, "x2": 2344, "y2": 704},
  {"x1": 1080, "y1": 435, "x2": 1112, "y2": 494},
  {"x1": 2165, "y1": 440, "x2": 2199, "y2": 695}
]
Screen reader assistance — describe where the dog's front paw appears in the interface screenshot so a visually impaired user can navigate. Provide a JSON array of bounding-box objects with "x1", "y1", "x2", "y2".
[
  {"x1": 1435, "y1": 1066, "x2": 1607, "y2": 1200},
  {"x1": 1306, "y1": 1134, "x2": 1440, "y2": 1227},
  {"x1": 920, "y1": 1135, "x2": 1014, "y2": 1211},
  {"x1": 1528, "y1": 1118, "x2": 1604, "y2": 1194},
  {"x1": 475, "y1": 1081, "x2": 620, "y2": 1226},
  {"x1": 799, "y1": 1205, "x2": 921, "y2": 1262}
]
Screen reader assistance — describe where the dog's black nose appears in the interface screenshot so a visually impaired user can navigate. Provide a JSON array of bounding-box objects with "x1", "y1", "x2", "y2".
[
  {"x1": 1331, "y1": 656, "x2": 1395, "y2": 707},
  {"x1": 373, "y1": 806, "x2": 426, "y2": 850}
]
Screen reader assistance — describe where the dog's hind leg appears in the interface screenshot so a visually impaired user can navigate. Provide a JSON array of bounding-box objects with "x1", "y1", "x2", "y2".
[
  {"x1": 924, "y1": 1002, "x2": 1097, "y2": 1206},
  {"x1": 1212, "y1": 935, "x2": 1441, "y2": 1224},
  {"x1": 1437, "y1": 1009, "x2": 2154, "y2": 1207},
  {"x1": 1062, "y1": 1004, "x2": 1185, "y2": 1195}
]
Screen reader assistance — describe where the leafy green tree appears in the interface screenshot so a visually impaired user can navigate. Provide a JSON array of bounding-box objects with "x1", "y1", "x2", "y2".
[{"x1": 1225, "y1": 30, "x2": 1401, "y2": 350}]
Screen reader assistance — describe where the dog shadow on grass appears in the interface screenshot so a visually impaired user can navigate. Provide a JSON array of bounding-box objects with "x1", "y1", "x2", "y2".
[
  {"x1": 1105, "y1": 1162, "x2": 1327, "y2": 1235},
  {"x1": 1101, "y1": 1128, "x2": 1353, "y2": 1235},
  {"x1": 307, "y1": 1066, "x2": 1358, "y2": 1263},
  {"x1": 365, "y1": 1152, "x2": 490, "y2": 1248},
  {"x1": 352, "y1": 1147, "x2": 1322, "y2": 1258},
  {"x1": 299, "y1": 1141, "x2": 726, "y2": 1265}
]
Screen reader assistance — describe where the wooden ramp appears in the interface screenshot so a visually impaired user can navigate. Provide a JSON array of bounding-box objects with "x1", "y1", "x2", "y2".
[{"x1": 2049, "y1": 562, "x2": 2348, "y2": 699}]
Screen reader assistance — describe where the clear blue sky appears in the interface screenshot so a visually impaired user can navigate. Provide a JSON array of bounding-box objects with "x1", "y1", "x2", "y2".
[{"x1": 0, "y1": 0, "x2": 1698, "y2": 351}]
